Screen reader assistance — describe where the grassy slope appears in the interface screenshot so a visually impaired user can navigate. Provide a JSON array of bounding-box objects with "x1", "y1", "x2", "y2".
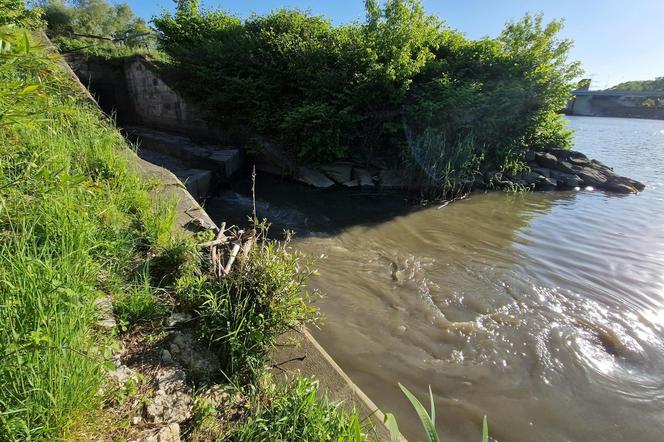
[
  {"x1": 0, "y1": 28, "x2": 176, "y2": 440},
  {"x1": 0, "y1": 28, "x2": 369, "y2": 441}
]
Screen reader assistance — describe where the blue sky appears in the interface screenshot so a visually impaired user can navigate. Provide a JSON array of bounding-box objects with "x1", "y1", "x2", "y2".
[{"x1": 128, "y1": 0, "x2": 664, "y2": 89}]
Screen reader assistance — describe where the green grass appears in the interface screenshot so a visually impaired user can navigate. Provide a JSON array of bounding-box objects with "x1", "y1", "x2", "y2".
[
  {"x1": 226, "y1": 377, "x2": 366, "y2": 442},
  {"x1": 181, "y1": 228, "x2": 319, "y2": 383},
  {"x1": 0, "y1": 27, "x2": 177, "y2": 440},
  {"x1": 1, "y1": 26, "x2": 366, "y2": 441}
]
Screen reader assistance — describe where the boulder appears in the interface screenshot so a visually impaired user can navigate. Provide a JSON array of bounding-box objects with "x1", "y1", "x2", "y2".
[
  {"x1": 576, "y1": 168, "x2": 608, "y2": 186},
  {"x1": 296, "y1": 167, "x2": 336, "y2": 188},
  {"x1": 166, "y1": 313, "x2": 193, "y2": 328},
  {"x1": 379, "y1": 169, "x2": 407, "y2": 189},
  {"x1": 603, "y1": 176, "x2": 645, "y2": 194},
  {"x1": 550, "y1": 170, "x2": 582, "y2": 188},
  {"x1": 169, "y1": 331, "x2": 220, "y2": 376},
  {"x1": 524, "y1": 150, "x2": 536, "y2": 162},
  {"x1": 250, "y1": 139, "x2": 295, "y2": 176},
  {"x1": 535, "y1": 152, "x2": 558, "y2": 168},
  {"x1": 568, "y1": 156, "x2": 591, "y2": 166},
  {"x1": 546, "y1": 148, "x2": 587, "y2": 160},
  {"x1": 352, "y1": 168, "x2": 376, "y2": 188},
  {"x1": 531, "y1": 167, "x2": 551, "y2": 178},
  {"x1": 319, "y1": 163, "x2": 353, "y2": 184},
  {"x1": 146, "y1": 423, "x2": 181, "y2": 442},
  {"x1": 554, "y1": 161, "x2": 577, "y2": 174}
]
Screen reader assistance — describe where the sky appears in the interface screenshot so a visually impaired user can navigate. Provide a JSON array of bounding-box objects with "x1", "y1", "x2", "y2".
[{"x1": 127, "y1": 0, "x2": 664, "y2": 90}]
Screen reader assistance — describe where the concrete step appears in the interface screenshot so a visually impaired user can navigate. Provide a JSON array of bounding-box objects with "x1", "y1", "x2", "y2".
[
  {"x1": 123, "y1": 126, "x2": 243, "y2": 182},
  {"x1": 137, "y1": 148, "x2": 213, "y2": 199}
]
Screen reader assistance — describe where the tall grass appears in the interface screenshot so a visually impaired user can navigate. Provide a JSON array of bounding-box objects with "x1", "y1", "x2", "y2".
[
  {"x1": 404, "y1": 127, "x2": 483, "y2": 198},
  {"x1": 181, "y1": 228, "x2": 318, "y2": 383},
  {"x1": 0, "y1": 27, "x2": 175, "y2": 440},
  {"x1": 227, "y1": 377, "x2": 366, "y2": 441}
]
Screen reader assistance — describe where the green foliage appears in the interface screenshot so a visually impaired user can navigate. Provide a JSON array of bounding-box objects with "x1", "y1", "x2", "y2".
[
  {"x1": 154, "y1": 2, "x2": 581, "y2": 192},
  {"x1": 608, "y1": 76, "x2": 664, "y2": 92},
  {"x1": 385, "y1": 384, "x2": 490, "y2": 442},
  {"x1": 113, "y1": 273, "x2": 169, "y2": 328},
  {"x1": 0, "y1": 0, "x2": 44, "y2": 28},
  {"x1": 40, "y1": 0, "x2": 154, "y2": 45},
  {"x1": 0, "y1": 27, "x2": 177, "y2": 439},
  {"x1": 226, "y1": 377, "x2": 366, "y2": 441},
  {"x1": 181, "y1": 229, "x2": 318, "y2": 382}
]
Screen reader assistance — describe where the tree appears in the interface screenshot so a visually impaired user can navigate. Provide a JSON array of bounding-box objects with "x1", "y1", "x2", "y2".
[
  {"x1": 0, "y1": 0, "x2": 44, "y2": 28},
  {"x1": 40, "y1": 0, "x2": 155, "y2": 47}
]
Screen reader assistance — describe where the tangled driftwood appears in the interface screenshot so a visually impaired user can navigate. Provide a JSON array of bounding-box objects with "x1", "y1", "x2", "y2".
[{"x1": 198, "y1": 222, "x2": 256, "y2": 278}]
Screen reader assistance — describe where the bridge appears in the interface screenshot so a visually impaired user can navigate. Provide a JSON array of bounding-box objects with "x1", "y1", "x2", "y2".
[{"x1": 565, "y1": 81, "x2": 664, "y2": 119}]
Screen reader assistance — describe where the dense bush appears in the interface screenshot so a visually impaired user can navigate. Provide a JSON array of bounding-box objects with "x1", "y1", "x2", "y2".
[{"x1": 154, "y1": 0, "x2": 581, "y2": 193}]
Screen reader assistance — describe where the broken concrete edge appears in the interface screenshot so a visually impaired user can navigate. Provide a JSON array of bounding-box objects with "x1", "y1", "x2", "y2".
[{"x1": 40, "y1": 32, "x2": 392, "y2": 440}]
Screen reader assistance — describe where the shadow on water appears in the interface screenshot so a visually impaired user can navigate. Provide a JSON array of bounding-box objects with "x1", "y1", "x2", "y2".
[{"x1": 203, "y1": 172, "x2": 431, "y2": 237}]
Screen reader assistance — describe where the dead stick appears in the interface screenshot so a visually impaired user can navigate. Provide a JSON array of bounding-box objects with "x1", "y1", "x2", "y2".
[{"x1": 222, "y1": 241, "x2": 242, "y2": 275}]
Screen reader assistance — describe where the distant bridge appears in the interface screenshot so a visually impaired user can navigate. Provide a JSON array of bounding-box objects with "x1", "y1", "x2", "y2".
[{"x1": 565, "y1": 82, "x2": 664, "y2": 119}]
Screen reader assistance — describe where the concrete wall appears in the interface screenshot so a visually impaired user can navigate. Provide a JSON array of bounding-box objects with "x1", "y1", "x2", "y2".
[{"x1": 66, "y1": 55, "x2": 222, "y2": 139}]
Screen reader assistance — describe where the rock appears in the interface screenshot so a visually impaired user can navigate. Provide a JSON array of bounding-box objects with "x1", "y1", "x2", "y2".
[
  {"x1": 550, "y1": 170, "x2": 582, "y2": 188},
  {"x1": 166, "y1": 313, "x2": 193, "y2": 328},
  {"x1": 531, "y1": 167, "x2": 551, "y2": 178},
  {"x1": 576, "y1": 168, "x2": 608, "y2": 186},
  {"x1": 352, "y1": 168, "x2": 376, "y2": 188},
  {"x1": 169, "y1": 331, "x2": 220, "y2": 376},
  {"x1": 95, "y1": 296, "x2": 116, "y2": 330},
  {"x1": 341, "y1": 179, "x2": 359, "y2": 188},
  {"x1": 554, "y1": 161, "x2": 577, "y2": 174},
  {"x1": 296, "y1": 167, "x2": 336, "y2": 188},
  {"x1": 603, "y1": 181, "x2": 638, "y2": 194},
  {"x1": 591, "y1": 158, "x2": 613, "y2": 171},
  {"x1": 518, "y1": 171, "x2": 545, "y2": 187},
  {"x1": 546, "y1": 148, "x2": 587, "y2": 160},
  {"x1": 379, "y1": 170, "x2": 406, "y2": 189},
  {"x1": 145, "y1": 368, "x2": 193, "y2": 424},
  {"x1": 540, "y1": 177, "x2": 558, "y2": 189},
  {"x1": 110, "y1": 365, "x2": 137, "y2": 388},
  {"x1": 319, "y1": 163, "x2": 352, "y2": 184},
  {"x1": 568, "y1": 156, "x2": 591, "y2": 166},
  {"x1": 184, "y1": 217, "x2": 216, "y2": 232},
  {"x1": 524, "y1": 150, "x2": 536, "y2": 162},
  {"x1": 146, "y1": 423, "x2": 181, "y2": 442},
  {"x1": 603, "y1": 176, "x2": 644, "y2": 194},
  {"x1": 249, "y1": 138, "x2": 295, "y2": 176},
  {"x1": 535, "y1": 152, "x2": 558, "y2": 168},
  {"x1": 161, "y1": 349, "x2": 173, "y2": 364}
]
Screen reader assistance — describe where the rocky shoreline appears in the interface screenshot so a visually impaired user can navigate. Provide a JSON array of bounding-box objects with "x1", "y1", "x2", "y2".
[
  {"x1": 498, "y1": 148, "x2": 646, "y2": 194},
  {"x1": 258, "y1": 145, "x2": 645, "y2": 195}
]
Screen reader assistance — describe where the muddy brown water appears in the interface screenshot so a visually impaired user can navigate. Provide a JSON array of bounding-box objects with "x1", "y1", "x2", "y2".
[{"x1": 206, "y1": 116, "x2": 664, "y2": 441}]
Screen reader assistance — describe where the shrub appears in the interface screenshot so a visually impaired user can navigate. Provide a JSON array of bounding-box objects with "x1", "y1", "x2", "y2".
[
  {"x1": 182, "y1": 230, "x2": 318, "y2": 382},
  {"x1": 154, "y1": 1, "x2": 581, "y2": 194}
]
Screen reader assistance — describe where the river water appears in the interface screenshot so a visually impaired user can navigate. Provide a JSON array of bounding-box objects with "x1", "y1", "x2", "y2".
[{"x1": 207, "y1": 116, "x2": 664, "y2": 441}]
